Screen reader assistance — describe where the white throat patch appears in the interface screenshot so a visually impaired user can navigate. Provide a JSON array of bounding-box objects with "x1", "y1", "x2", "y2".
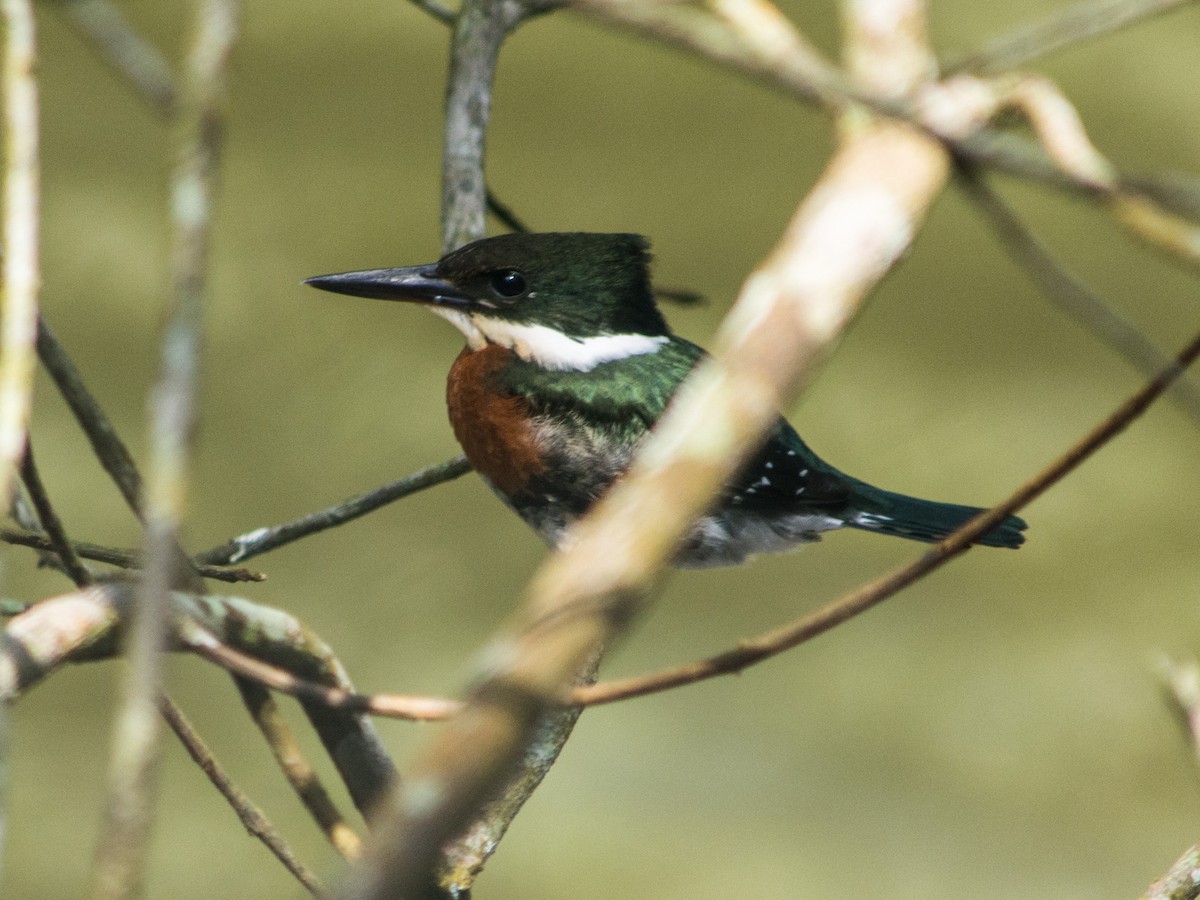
[{"x1": 429, "y1": 307, "x2": 668, "y2": 372}]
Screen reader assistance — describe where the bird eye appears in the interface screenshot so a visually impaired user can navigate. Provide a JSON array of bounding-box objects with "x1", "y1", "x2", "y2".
[{"x1": 490, "y1": 269, "x2": 527, "y2": 298}]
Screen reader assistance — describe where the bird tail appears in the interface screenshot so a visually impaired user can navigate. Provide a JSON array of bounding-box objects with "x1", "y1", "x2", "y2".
[{"x1": 846, "y1": 484, "x2": 1027, "y2": 549}]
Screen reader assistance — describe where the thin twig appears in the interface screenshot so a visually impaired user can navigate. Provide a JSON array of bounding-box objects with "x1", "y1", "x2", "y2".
[
  {"x1": 946, "y1": 0, "x2": 1199, "y2": 75},
  {"x1": 484, "y1": 187, "x2": 531, "y2": 232},
  {"x1": 157, "y1": 696, "x2": 326, "y2": 896},
  {"x1": 0, "y1": 527, "x2": 263, "y2": 582},
  {"x1": 570, "y1": 333, "x2": 1200, "y2": 704},
  {"x1": 36, "y1": 316, "x2": 146, "y2": 517},
  {"x1": 181, "y1": 624, "x2": 461, "y2": 721},
  {"x1": 958, "y1": 166, "x2": 1200, "y2": 427},
  {"x1": 19, "y1": 441, "x2": 95, "y2": 585},
  {"x1": 92, "y1": 2, "x2": 238, "y2": 896},
  {"x1": 0, "y1": 0, "x2": 40, "y2": 515},
  {"x1": 39, "y1": 268, "x2": 351, "y2": 890},
  {"x1": 193, "y1": 455, "x2": 471, "y2": 566},
  {"x1": 233, "y1": 678, "x2": 363, "y2": 860},
  {"x1": 55, "y1": 0, "x2": 178, "y2": 117}
]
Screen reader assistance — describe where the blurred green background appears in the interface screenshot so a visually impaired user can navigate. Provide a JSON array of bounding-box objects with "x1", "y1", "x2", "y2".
[{"x1": 5, "y1": 1, "x2": 1200, "y2": 897}]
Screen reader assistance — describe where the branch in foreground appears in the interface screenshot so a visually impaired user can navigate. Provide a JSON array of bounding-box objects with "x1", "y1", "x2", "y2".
[
  {"x1": 56, "y1": 0, "x2": 178, "y2": 117},
  {"x1": 0, "y1": 583, "x2": 397, "y2": 817},
  {"x1": 194, "y1": 455, "x2": 471, "y2": 566},
  {"x1": 1157, "y1": 655, "x2": 1200, "y2": 767},
  {"x1": 1141, "y1": 842, "x2": 1200, "y2": 900},
  {"x1": 0, "y1": 0, "x2": 41, "y2": 516},
  {"x1": 91, "y1": 2, "x2": 239, "y2": 895}
]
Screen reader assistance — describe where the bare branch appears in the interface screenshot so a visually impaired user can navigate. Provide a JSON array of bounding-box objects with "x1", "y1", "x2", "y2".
[
  {"x1": 157, "y1": 696, "x2": 326, "y2": 896},
  {"x1": 1141, "y1": 842, "x2": 1200, "y2": 900},
  {"x1": 194, "y1": 455, "x2": 471, "y2": 566},
  {"x1": 1, "y1": 583, "x2": 397, "y2": 825},
  {"x1": 18, "y1": 441, "x2": 94, "y2": 585},
  {"x1": 179, "y1": 627, "x2": 460, "y2": 720},
  {"x1": 0, "y1": 527, "x2": 263, "y2": 582},
  {"x1": 441, "y1": 0, "x2": 543, "y2": 251},
  {"x1": 36, "y1": 317, "x2": 146, "y2": 516},
  {"x1": 0, "y1": 587, "x2": 122, "y2": 699},
  {"x1": 92, "y1": 1, "x2": 238, "y2": 895},
  {"x1": 54, "y1": 0, "x2": 178, "y2": 117},
  {"x1": 0, "y1": 0, "x2": 40, "y2": 515},
  {"x1": 233, "y1": 678, "x2": 363, "y2": 860},
  {"x1": 947, "y1": 0, "x2": 1199, "y2": 76}
]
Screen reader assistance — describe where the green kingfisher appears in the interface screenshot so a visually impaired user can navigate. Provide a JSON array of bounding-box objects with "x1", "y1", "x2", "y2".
[{"x1": 306, "y1": 232, "x2": 1026, "y2": 567}]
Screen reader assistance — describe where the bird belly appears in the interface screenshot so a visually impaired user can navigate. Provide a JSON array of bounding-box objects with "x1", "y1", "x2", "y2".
[{"x1": 675, "y1": 510, "x2": 845, "y2": 568}]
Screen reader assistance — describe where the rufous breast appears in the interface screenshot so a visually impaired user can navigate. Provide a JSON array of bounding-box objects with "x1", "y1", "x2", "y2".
[{"x1": 445, "y1": 344, "x2": 545, "y2": 497}]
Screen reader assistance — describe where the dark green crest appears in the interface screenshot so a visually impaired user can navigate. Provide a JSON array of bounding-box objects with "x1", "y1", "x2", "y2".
[{"x1": 435, "y1": 232, "x2": 669, "y2": 338}]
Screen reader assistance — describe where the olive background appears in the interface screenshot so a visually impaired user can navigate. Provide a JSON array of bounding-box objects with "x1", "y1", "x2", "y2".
[{"x1": 5, "y1": 1, "x2": 1200, "y2": 897}]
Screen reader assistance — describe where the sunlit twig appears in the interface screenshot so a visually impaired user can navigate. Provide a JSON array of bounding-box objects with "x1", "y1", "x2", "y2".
[
  {"x1": 0, "y1": 0, "x2": 40, "y2": 517},
  {"x1": 194, "y1": 455, "x2": 471, "y2": 565}
]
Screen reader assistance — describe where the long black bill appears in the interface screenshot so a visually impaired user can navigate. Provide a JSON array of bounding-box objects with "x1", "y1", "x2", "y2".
[{"x1": 304, "y1": 265, "x2": 473, "y2": 308}]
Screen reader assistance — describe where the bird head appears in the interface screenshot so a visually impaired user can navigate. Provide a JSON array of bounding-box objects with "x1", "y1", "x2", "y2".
[{"x1": 306, "y1": 232, "x2": 672, "y2": 370}]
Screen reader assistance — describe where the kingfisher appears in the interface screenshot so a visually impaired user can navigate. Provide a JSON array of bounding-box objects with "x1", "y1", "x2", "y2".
[{"x1": 306, "y1": 232, "x2": 1026, "y2": 567}]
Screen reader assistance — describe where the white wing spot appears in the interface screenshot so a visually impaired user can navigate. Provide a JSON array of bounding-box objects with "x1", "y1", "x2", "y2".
[{"x1": 853, "y1": 512, "x2": 895, "y2": 529}]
